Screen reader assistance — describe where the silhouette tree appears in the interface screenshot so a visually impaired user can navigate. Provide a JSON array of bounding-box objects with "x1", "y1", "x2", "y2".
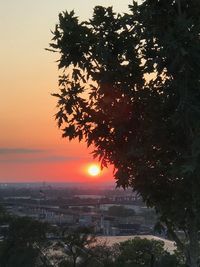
[
  {"x1": 107, "y1": 205, "x2": 135, "y2": 217},
  {"x1": 55, "y1": 227, "x2": 96, "y2": 267},
  {"x1": 49, "y1": 2, "x2": 200, "y2": 266},
  {"x1": 0, "y1": 216, "x2": 50, "y2": 267},
  {"x1": 115, "y1": 237, "x2": 181, "y2": 267}
]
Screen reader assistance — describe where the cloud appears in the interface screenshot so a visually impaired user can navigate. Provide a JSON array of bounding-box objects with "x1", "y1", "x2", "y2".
[
  {"x1": 0, "y1": 148, "x2": 43, "y2": 155},
  {"x1": 0, "y1": 155, "x2": 88, "y2": 164},
  {"x1": 0, "y1": 147, "x2": 90, "y2": 164},
  {"x1": 41, "y1": 156, "x2": 84, "y2": 162}
]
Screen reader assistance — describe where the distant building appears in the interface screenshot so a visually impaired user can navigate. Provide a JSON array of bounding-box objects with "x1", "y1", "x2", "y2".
[{"x1": 118, "y1": 224, "x2": 141, "y2": 235}]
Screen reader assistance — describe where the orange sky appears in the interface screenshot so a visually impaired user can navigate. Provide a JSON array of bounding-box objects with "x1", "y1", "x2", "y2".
[{"x1": 0, "y1": 1, "x2": 132, "y2": 183}]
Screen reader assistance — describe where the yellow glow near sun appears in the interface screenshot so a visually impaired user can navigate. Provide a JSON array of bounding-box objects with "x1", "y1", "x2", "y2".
[{"x1": 88, "y1": 164, "x2": 101, "y2": 176}]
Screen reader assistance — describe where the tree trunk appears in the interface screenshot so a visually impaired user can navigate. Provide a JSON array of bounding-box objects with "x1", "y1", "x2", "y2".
[
  {"x1": 150, "y1": 253, "x2": 155, "y2": 267},
  {"x1": 185, "y1": 219, "x2": 199, "y2": 267},
  {"x1": 166, "y1": 219, "x2": 199, "y2": 267},
  {"x1": 73, "y1": 256, "x2": 77, "y2": 267}
]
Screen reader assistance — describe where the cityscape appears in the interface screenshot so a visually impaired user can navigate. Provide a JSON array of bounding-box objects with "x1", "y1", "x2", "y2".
[
  {"x1": 1, "y1": 0, "x2": 199, "y2": 266},
  {"x1": 0, "y1": 182, "x2": 176, "y2": 266},
  {"x1": 0, "y1": 183, "x2": 156, "y2": 236}
]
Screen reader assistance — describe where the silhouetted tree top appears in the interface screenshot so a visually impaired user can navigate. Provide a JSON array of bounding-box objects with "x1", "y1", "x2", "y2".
[{"x1": 49, "y1": 2, "x2": 200, "y2": 267}]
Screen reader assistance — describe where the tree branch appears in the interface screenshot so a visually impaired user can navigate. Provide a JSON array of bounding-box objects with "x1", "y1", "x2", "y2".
[
  {"x1": 165, "y1": 220, "x2": 185, "y2": 253},
  {"x1": 176, "y1": 0, "x2": 182, "y2": 16}
]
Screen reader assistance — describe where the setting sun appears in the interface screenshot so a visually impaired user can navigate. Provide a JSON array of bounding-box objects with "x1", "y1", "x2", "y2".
[{"x1": 87, "y1": 164, "x2": 101, "y2": 177}]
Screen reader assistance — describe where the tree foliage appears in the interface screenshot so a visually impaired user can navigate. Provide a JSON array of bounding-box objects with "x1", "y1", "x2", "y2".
[
  {"x1": 49, "y1": 1, "x2": 200, "y2": 266},
  {"x1": 115, "y1": 237, "x2": 181, "y2": 267},
  {"x1": 107, "y1": 205, "x2": 135, "y2": 217},
  {"x1": 55, "y1": 227, "x2": 96, "y2": 267},
  {"x1": 0, "y1": 216, "x2": 49, "y2": 267}
]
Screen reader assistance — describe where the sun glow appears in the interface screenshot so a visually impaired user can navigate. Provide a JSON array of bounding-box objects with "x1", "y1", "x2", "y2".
[{"x1": 87, "y1": 164, "x2": 101, "y2": 177}]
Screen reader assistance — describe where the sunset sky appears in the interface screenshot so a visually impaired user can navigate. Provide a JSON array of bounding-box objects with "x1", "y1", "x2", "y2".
[{"x1": 0, "y1": 1, "x2": 132, "y2": 183}]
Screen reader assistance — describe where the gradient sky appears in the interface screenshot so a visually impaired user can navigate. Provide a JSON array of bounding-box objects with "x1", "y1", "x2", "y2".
[{"x1": 0, "y1": 0, "x2": 132, "y2": 183}]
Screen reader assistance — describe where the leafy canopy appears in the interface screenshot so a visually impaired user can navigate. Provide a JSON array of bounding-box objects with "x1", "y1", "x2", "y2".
[
  {"x1": 0, "y1": 216, "x2": 49, "y2": 267},
  {"x1": 115, "y1": 237, "x2": 180, "y2": 267},
  {"x1": 49, "y1": 1, "x2": 200, "y2": 261}
]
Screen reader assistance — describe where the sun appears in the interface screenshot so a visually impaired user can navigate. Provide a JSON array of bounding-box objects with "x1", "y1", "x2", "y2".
[{"x1": 87, "y1": 164, "x2": 101, "y2": 177}]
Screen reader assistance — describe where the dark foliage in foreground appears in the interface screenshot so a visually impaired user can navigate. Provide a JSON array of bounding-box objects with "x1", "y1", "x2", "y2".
[{"x1": 0, "y1": 214, "x2": 50, "y2": 267}]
